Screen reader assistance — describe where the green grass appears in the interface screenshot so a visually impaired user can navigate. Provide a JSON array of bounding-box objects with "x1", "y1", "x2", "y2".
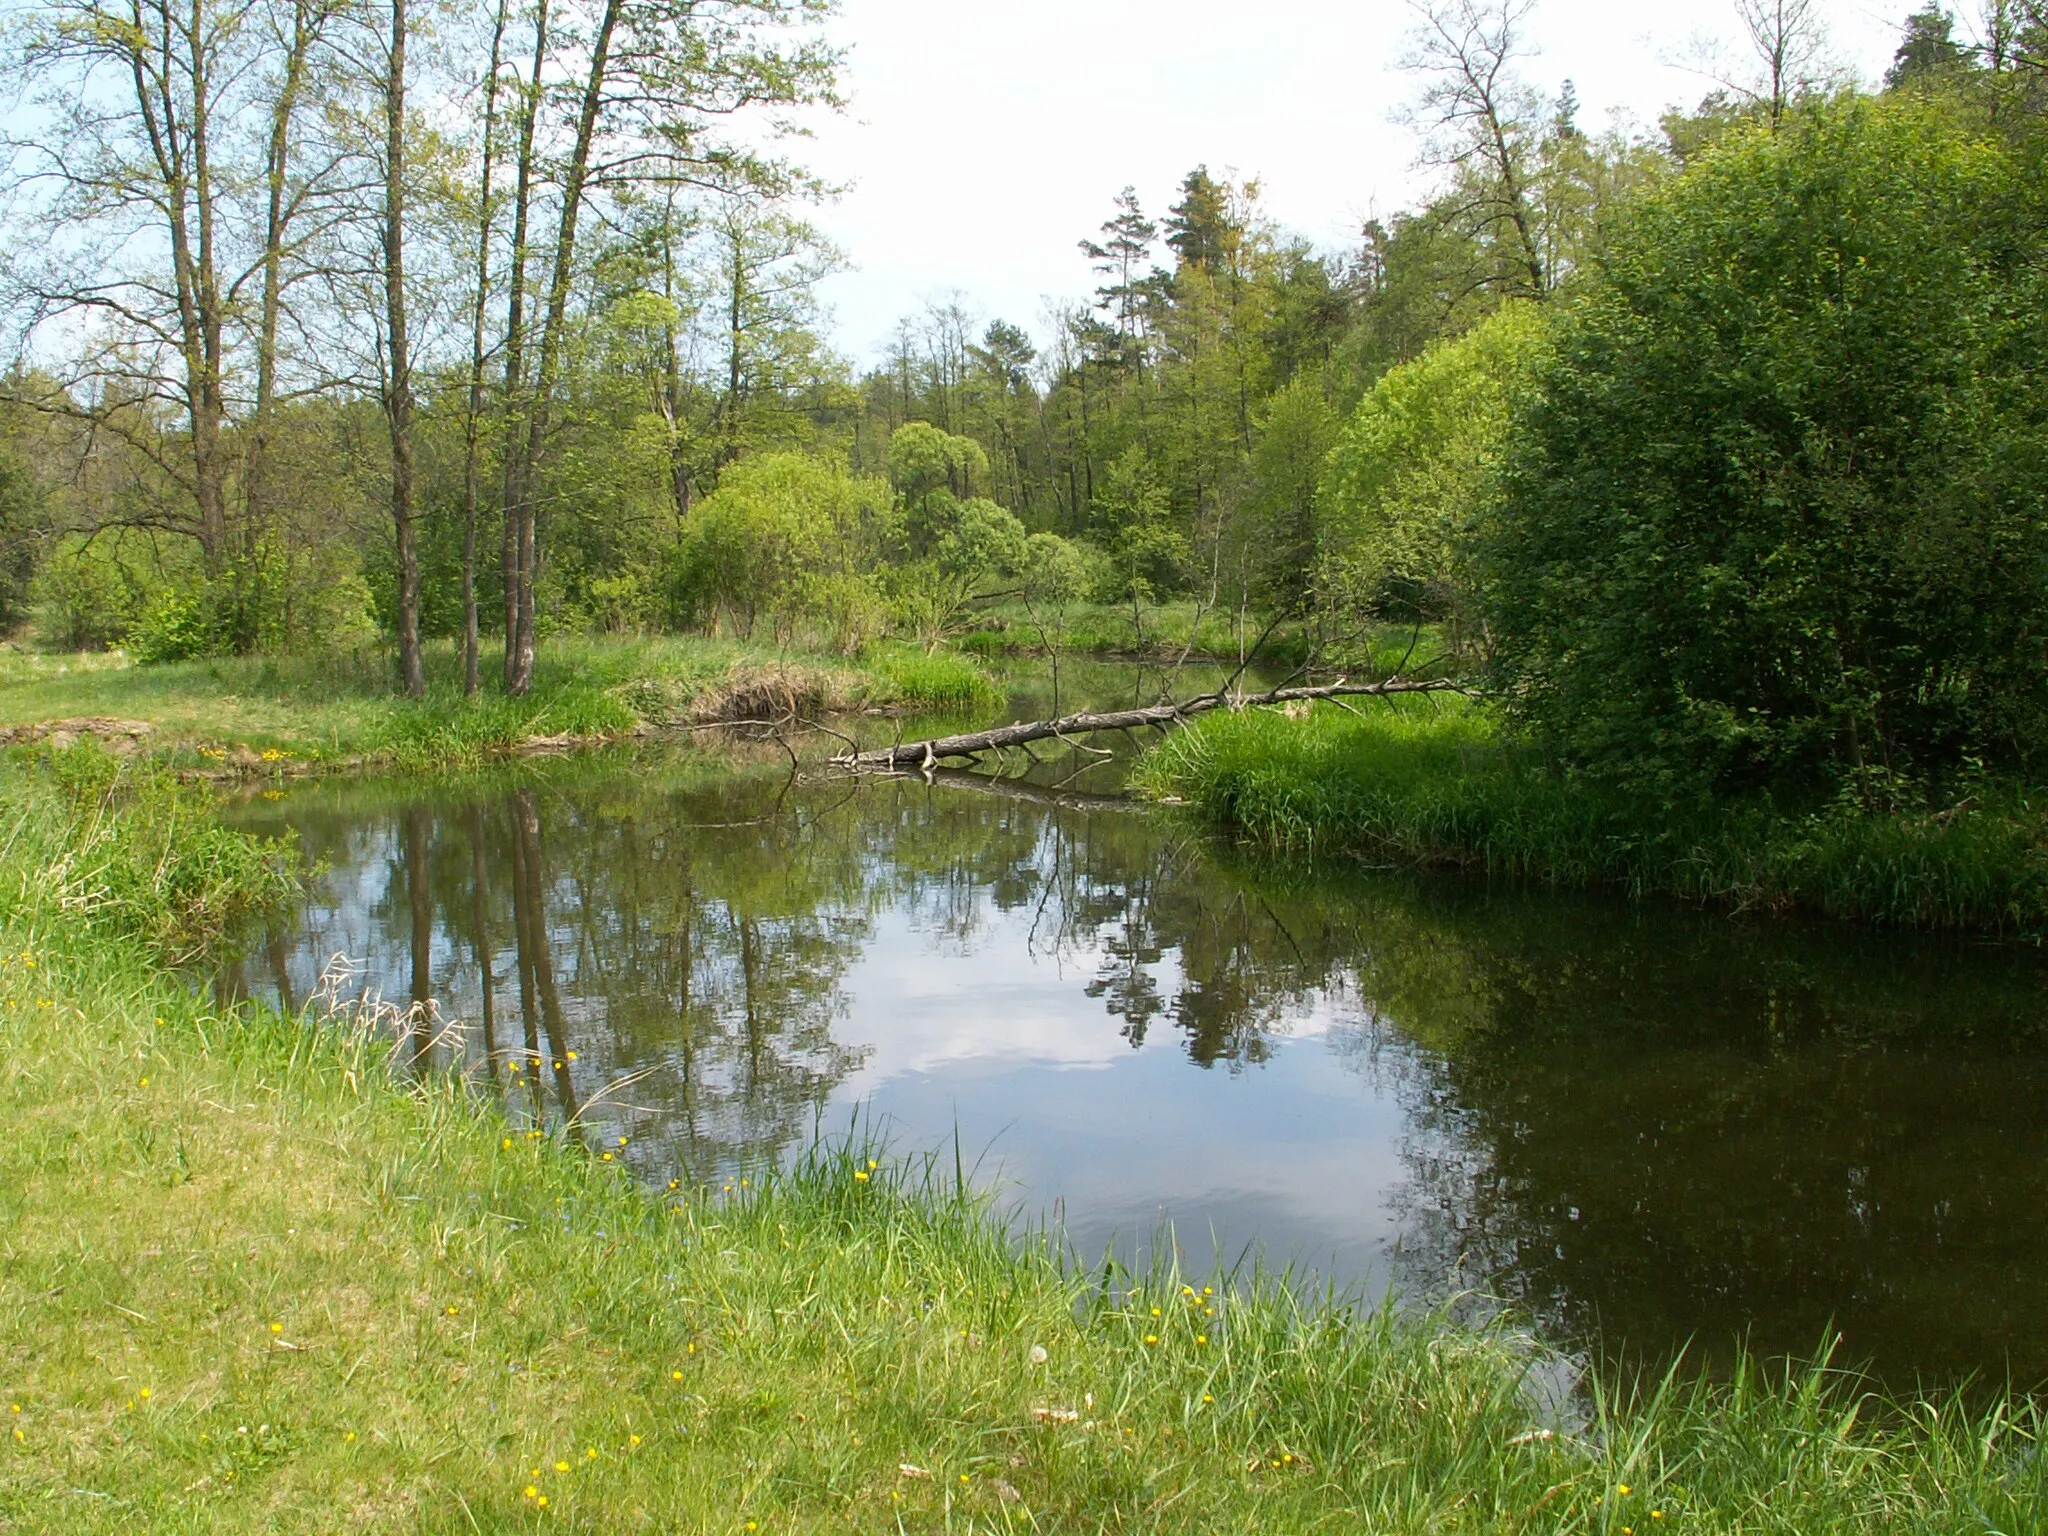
[
  {"x1": 0, "y1": 636, "x2": 953, "y2": 774},
  {"x1": 1138, "y1": 697, "x2": 2048, "y2": 933},
  {"x1": 859, "y1": 644, "x2": 1004, "y2": 711},
  {"x1": 0, "y1": 750, "x2": 2045, "y2": 1530}
]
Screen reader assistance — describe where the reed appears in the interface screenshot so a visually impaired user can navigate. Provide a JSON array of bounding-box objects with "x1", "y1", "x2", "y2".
[{"x1": 1138, "y1": 698, "x2": 2048, "y2": 934}]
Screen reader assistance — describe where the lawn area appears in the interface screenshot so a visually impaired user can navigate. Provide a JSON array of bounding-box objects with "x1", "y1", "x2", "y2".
[{"x1": 0, "y1": 749, "x2": 2042, "y2": 1531}]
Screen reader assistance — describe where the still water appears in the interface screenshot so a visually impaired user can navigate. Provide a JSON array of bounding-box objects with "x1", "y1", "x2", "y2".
[{"x1": 222, "y1": 691, "x2": 2048, "y2": 1392}]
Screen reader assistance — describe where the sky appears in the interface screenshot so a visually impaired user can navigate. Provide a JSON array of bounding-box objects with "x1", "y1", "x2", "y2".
[{"x1": 794, "y1": 0, "x2": 1916, "y2": 364}]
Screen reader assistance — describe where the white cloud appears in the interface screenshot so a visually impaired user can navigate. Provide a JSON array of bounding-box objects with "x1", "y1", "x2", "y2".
[{"x1": 799, "y1": 0, "x2": 1907, "y2": 360}]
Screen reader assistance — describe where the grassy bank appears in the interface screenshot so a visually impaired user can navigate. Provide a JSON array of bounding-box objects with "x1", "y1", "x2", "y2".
[
  {"x1": 0, "y1": 637, "x2": 999, "y2": 774},
  {"x1": 2, "y1": 752, "x2": 2045, "y2": 1531},
  {"x1": 1138, "y1": 698, "x2": 2048, "y2": 934}
]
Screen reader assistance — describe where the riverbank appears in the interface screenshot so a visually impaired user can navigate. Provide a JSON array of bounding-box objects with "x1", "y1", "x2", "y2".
[
  {"x1": 1138, "y1": 698, "x2": 2048, "y2": 935},
  {"x1": 0, "y1": 638, "x2": 999, "y2": 776},
  {"x1": 1, "y1": 750, "x2": 2042, "y2": 1531}
]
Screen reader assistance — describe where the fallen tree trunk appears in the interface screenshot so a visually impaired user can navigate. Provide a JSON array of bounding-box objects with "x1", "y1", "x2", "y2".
[{"x1": 834, "y1": 677, "x2": 1472, "y2": 773}]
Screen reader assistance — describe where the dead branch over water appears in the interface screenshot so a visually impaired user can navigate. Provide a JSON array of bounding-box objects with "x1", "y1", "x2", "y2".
[{"x1": 832, "y1": 677, "x2": 1473, "y2": 773}]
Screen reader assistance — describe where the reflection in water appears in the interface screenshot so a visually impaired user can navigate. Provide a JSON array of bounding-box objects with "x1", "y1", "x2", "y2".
[{"x1": 223, "y1": 758, "x2": 2048, "y2": 1390}]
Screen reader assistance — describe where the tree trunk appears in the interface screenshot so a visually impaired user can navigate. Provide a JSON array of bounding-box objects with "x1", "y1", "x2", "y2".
[
  {"x1": 506, "y1": 0, "x2": 624, "y2": 697},
  {"x1": 460, "y1": 0, "x2": 511, "y2": 696},
  {"x1": 837, "y1": 676, "x2": 1470, "y2": 771},
  {"x1": 383, "y1": 0, "x2": 424, "y2": 698},
  {"x1": 498, "y1": 0, "x2": 550, "y2": 690},
  {"x1": 247, "y1": 0, "x2": 319, "y2": 561}
]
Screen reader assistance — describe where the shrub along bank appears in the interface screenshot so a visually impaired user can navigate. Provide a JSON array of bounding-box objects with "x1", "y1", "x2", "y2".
[{"x1": 0, "y1": 749, "x2": 2042, "y2": 1531}]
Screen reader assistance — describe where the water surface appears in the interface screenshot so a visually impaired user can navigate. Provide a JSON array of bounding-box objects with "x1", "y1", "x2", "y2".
[{"x1": 223, "y1": 688, "x2": 2048, "y2": 1391}]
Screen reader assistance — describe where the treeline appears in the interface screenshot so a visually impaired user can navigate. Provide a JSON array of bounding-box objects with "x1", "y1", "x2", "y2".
[{"x1": 0, "y1": 0, "x2": 2044, "y2": 802}]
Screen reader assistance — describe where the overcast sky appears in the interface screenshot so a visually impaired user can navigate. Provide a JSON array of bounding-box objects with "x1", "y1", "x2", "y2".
[{"x1": 794, "y1": 0, "x2": 1916, "y2": 363}]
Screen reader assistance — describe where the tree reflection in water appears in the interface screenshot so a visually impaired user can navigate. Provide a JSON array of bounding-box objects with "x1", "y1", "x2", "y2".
[{"x1": 222, "y1": 761, "x2": 2048, "y2": 1389}]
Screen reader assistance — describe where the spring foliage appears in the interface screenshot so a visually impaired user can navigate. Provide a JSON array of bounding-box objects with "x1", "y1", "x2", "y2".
[{"x1": 1478, "y1": 99, "x2": 2048, "y2": 798}]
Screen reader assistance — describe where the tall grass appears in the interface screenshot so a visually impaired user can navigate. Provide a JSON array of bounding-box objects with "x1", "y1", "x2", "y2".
[
  {"x1": 1139, "y1": 698, "x2": 2048, "y2": 934},
  {"x1": 0, "y1": 751, "x2": 2043, "y2": 1530}
]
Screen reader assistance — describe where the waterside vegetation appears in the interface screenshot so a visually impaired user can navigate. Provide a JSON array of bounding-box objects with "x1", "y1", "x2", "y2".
[{"x1": 2, "y1": 750, "x2": 2045, "y2": 1530}]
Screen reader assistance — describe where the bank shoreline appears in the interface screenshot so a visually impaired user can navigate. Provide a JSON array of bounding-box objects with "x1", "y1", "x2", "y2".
[{"x1": 0, "y1": 751, "x2": 2042, "y2": 1531}]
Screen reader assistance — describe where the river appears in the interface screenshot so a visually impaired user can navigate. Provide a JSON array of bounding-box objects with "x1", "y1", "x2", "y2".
[{"x1": 219, "y1": 660, "x2": 2048, "y2": 1392}]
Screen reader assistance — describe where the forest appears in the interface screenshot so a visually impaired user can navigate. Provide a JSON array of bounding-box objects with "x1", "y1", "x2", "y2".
[{"x1": 0, "y1": 0, "x2": 2045, "y2": 814}]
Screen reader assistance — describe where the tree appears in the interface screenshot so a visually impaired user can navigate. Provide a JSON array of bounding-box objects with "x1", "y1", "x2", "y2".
[
  {"x1": 1478, "y1": 100, "x2": 2048, "y2": 798},
  {"x1": 1401, "y1": 0, "x2": 1549, "y2": 299},
  {"x1": 1319, "y1": 302, "x2": 1544, "y2": 651},
  {"x1": 1888, "y1": 6, "x2": 1968, "y2": 87},
  {"x1": 380, "y1": 0, "x2": 424, "y2": 698}
]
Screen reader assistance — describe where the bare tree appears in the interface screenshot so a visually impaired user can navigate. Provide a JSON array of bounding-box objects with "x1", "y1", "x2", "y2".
[
  {"x1": 1401, "y1": 0, "x2": 1548, "y2": 298},
  {"x1": 1734, "y1": 0, "x2": 1831, "y2": 127}
]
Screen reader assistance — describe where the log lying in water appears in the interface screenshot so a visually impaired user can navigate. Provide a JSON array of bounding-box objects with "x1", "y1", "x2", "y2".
[{"x1": 833, "y1": 676, "x2": 1472, "y2": 773}]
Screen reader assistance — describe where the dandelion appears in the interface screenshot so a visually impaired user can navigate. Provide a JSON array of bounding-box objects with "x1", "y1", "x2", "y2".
[
  {"x1": 344, "y1": 1431, "x2": 356, "y2": 1442},
  {"x1": 1028, "y1": 1345, "x2": 1048, "y2": 1365},
  {"x1": 672, "y1": 1371, "x2": 684, "y2": 1381},
  {"x1": 502, "y1": 1138, "x2": 512, "y2": 1150},
  {"x1": 1144, "y1": 1334, "x2": 1158, "y2": 1345},
  {"x1": 602, "y1": 1153, "x2": 614, "y2": 1162},
  {"x1": 270, "y1": 1322, "x2": 283, "y2": 1335},
  {"x1": 629, "y1": 1435, "x2": 642, "y2": 1447},
  {"x1": 524, "y1": 1486, "x2": 539, "y2": 1500},
  {"x1": 1202, "y1": 1394, "x2": 1214, "y2": 1404},
  {"x1": 445, "y1": 1306, "x2": 459, "y2": 1317},
  {"x1": 555, "y1": 1460, "x2": 570, "y2": 1473},
  {"x1": 1618, "y1": 1484, "x2": 1632, "y2": 1496},
  {"x1": 1196, "y1": 1335, "x2": 1208, "y2": 1345},
  {"x1": 536, "y1": 1495, "x2": 548, "y2": 1508},
  {"x1": 138, "y1": 1388, "x2": 150, "y2": 1400},
  {"x1": 1150, "y1": 1307, "x2": 1161, "y2": 1317}
]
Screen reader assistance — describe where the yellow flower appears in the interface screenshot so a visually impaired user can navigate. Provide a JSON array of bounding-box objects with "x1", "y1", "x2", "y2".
[
  {"x1": 502, "y1": 1138, "x2": 512, "y2": 1150},
  {"x1": 617, "y1": 1136, "x2": 628, "y2": 1147},
  {"x1": 445, "y1": 1306, "x2": 459, "y2": 1317},
  {"x1": 672, "y1": 1371, "x2": 684, "y2": 1381},
  {"x1": 866, "y1": 1159, "x2": 878, "y2": 1170},
  {"x1": 270, "y1": 1322, "x2": 283, "y2": 1335},
  {"x1": 523, "y1": 1486, "x2": 539, "y2": 1500},
  {"x1": 629, "y1": 1434, "x2": 642, "y2": 1447},
  {"x1": 344, "y1": 1431, "x2": 356, "y2": 1442},
  {"x1": 585, "y1": 1448, "x2": 597, "y2": 1460},
  {"x1": 536, "y1": 1495, "x2": 548, "y2": 1508},
  {"x1": 602, "y1": 1153, "x2": 614, "y2": 1162},
  {"x1": 1202, "y1": 1393, "x2": 1214, "y2": 1404},
  {"x1": 567, "y1": 1051, "x2": 578, "y2": 1061},
  {"x1": 1618, "y1": 1484, "x2": 1632, "y2": 1496},
  {"x1": 1143, "y1": 1334, "x2": 1158, "y2": 1345},
  {"x1": 1195, "y1": 1334, "x2": 1207, "y2": 1345},
  {"x1": 555, "y1": 1460, "x2": 570, "y2": 1473},
  {"x1": 853, "y1": 1170, "x2": 869, "y2": 1182},
  {"x1": 138, "y1": 1388, "x2": 150, "y2": 1400}
]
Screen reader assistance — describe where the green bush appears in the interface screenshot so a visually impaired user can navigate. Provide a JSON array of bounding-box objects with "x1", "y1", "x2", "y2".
[{"x1": 1478, "y1": 98, "x2": 2048, "y2": 800}]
